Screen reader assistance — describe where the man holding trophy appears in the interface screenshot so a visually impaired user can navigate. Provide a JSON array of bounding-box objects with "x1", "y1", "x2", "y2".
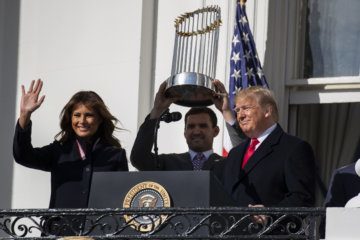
[
  {"x1": 130, "y1": 79, "x2": 237, "y2": 178},
  {"x1": 130, "y1": 6, "x2": 242, "y2": 179}
]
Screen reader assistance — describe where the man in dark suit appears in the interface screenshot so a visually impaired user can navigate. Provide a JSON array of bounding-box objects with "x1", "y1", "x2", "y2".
[
  {"x1": 130, "y1": 81, "x2": 231, "y2": 179},
  {"x1": 319, "y1": 161, "x2": 360, "y2": 238},
  {"x1": 223, "y1": 86, "x2": 316, "y2": 210},
  {"x1": 325, "y1": 161, "x2": 360, "y2": 207}
]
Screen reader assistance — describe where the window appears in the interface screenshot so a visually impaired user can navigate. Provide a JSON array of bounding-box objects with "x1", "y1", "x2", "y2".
[
  {"x1": 304, "y1": 0, "x2": 360, "y2": 78},
  {"x1": 287, "y1": 0, "x2": 360, "y2": 205}
]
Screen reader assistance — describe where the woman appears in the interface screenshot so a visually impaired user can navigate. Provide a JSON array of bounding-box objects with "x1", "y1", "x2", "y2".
[{"x1": 13, "y1": 79, "x2": 128, "y2": 209}]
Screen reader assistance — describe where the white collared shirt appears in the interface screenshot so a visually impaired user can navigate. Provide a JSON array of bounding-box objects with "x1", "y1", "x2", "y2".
[
  {"x1": 254, "y1": 123, "x2": 277, "y2": 150},
  {"x1": 189, "y1": 149, "x2": 213, "y2": 161}
]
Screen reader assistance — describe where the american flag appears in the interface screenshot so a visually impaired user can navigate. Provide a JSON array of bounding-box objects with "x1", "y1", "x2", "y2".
[{"x1": 223, "y1": 0, "x2": 269, "y2": 156}]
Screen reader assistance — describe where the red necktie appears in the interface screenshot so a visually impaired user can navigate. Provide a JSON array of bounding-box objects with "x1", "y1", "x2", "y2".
[{"x1": 241, "y1": 138, "x2": 259, "y2": 169}]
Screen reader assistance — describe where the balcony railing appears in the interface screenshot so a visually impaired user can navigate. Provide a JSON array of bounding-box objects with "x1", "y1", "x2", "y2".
[{"x1": 0, "y1": 207, "x2": 325, "y2": 239}]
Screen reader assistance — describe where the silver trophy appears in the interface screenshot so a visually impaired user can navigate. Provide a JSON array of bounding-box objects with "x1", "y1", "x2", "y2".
[{"x1": 165, "y1": 6, "x2": 222, "y2": 107}]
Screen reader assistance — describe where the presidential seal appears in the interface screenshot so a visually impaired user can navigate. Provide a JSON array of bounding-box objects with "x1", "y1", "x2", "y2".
[{"x1": 123, "y1": 181, "x2": 171, "y2": 232}]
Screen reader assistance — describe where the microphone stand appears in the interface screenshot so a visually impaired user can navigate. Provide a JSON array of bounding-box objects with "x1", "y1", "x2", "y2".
[{"x1": 153, "y1": 109, "x2": 170, "y2": 169}]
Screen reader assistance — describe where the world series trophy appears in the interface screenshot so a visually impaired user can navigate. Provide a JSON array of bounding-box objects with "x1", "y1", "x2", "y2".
[{"x1": 165, "y1": 6, "x2": 222, "y2": 107}]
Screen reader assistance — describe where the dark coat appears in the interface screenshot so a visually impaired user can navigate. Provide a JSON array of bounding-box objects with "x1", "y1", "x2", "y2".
[
  {"x1": 13, "y1": 121, "x2": 128, "y2": 208},
  {"x1": 223, "y1": 124, "x2": 316, "y2": 207},
  {"x1": 325, "y1": 163, "x2": 360, "y2": 207}
]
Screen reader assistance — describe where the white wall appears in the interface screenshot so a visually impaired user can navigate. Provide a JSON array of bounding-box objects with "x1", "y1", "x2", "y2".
[{"x1": 12, "y1": 0, "x2": 143, "y2": 208}]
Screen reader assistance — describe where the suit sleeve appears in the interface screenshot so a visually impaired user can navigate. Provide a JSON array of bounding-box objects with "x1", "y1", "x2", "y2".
[
  {"x1": 13, "y1": 120, "x2": 54, "y2": 171},
  {"x1": 279, "y1": 140, "x2": 316, "y2": 207},
  {"x1": 324, "y1": 170, "x2": 346, "y2": 207},
  {"x1": 225, "y1": 122, "x2": 247, "y2": 147},
  {"x1": 130, "y1": 115, "x2": 162, "y2": 170}
]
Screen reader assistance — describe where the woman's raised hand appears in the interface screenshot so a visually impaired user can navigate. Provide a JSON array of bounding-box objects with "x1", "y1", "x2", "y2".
[{"x1": 19, "y1": 79, "x2": 45, "y2": 128}]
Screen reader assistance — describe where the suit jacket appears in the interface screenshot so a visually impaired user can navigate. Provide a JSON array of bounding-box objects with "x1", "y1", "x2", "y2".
[
  {"x1": 130, "y1": 115, "x2": 225, "y2": 180},
  {"x1": 223, "y1": 124, "x2": 316, "y2": 207},
  {"x1": 324, "y1": 163, "x2": 360, "y2": 207},
  {"x1": 13, "y1": 121, "x2": 128, "y2": 208}
]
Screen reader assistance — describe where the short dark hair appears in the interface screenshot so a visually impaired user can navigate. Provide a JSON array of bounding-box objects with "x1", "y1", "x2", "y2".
[{"x1": 184, "y1": 107, "x2": 218, "y2": 127}]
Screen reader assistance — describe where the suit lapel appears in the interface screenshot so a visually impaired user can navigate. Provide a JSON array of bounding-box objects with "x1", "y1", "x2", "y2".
[
  {"x1": 227, "y1": 142, "x2": 249, "y2": 191},
  {"x1": 203, "y1": 153, "x2": 223, "y2": 170},
  {"x1": 240, "y1": 125, "x2": 284, "y2": 179},
  {"x1": 69, "y1": 140, "x2": 83, "y2": 161},
  {"x1": 179, "y1": 152, "x2": 194, "y2": 169},
  {"x1": 181, "y1": 152, "x2": 225, "y2": 170}
]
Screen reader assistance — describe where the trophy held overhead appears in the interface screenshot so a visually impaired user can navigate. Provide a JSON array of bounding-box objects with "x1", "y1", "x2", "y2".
[{"x1": 165, "y1": 6, "x2": 222, "y2": 107}]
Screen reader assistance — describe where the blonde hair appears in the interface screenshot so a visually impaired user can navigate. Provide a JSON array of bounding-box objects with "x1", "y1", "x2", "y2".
[{"x1": 235, "y1": 86, "x2": 279, "y2": 122}]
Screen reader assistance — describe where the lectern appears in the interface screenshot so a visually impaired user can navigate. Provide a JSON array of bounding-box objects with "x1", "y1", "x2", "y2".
[
  {"x1": 89, "y1": 171, "x2": 235, "y2": 208},
  {"x1": 87, "y1": 171, "x2": 235, "y2": 236}
]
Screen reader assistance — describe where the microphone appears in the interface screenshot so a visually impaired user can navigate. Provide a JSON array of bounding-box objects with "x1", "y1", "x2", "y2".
[
  {"x1": 160, "y1": 111, "x2": 182, "y2": 123},
  {"x1": 154, "y1": 109, "x2": 182, "y2": 168}
]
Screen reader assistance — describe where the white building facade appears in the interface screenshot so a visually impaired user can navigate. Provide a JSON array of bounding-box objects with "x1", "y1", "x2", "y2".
[{"x1": 0, "y1": 0, "x2": 359, "y2": 208}]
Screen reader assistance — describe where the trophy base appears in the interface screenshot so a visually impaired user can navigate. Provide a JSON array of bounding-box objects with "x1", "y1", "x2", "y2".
[{"x1": 165, "y1": 72, "x2": 215, "y2": 107}]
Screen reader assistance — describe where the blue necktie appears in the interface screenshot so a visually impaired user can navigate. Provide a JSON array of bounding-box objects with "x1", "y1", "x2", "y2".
[{"x1": 193, "y1": 153, "x2": 206, "y2": 170}]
